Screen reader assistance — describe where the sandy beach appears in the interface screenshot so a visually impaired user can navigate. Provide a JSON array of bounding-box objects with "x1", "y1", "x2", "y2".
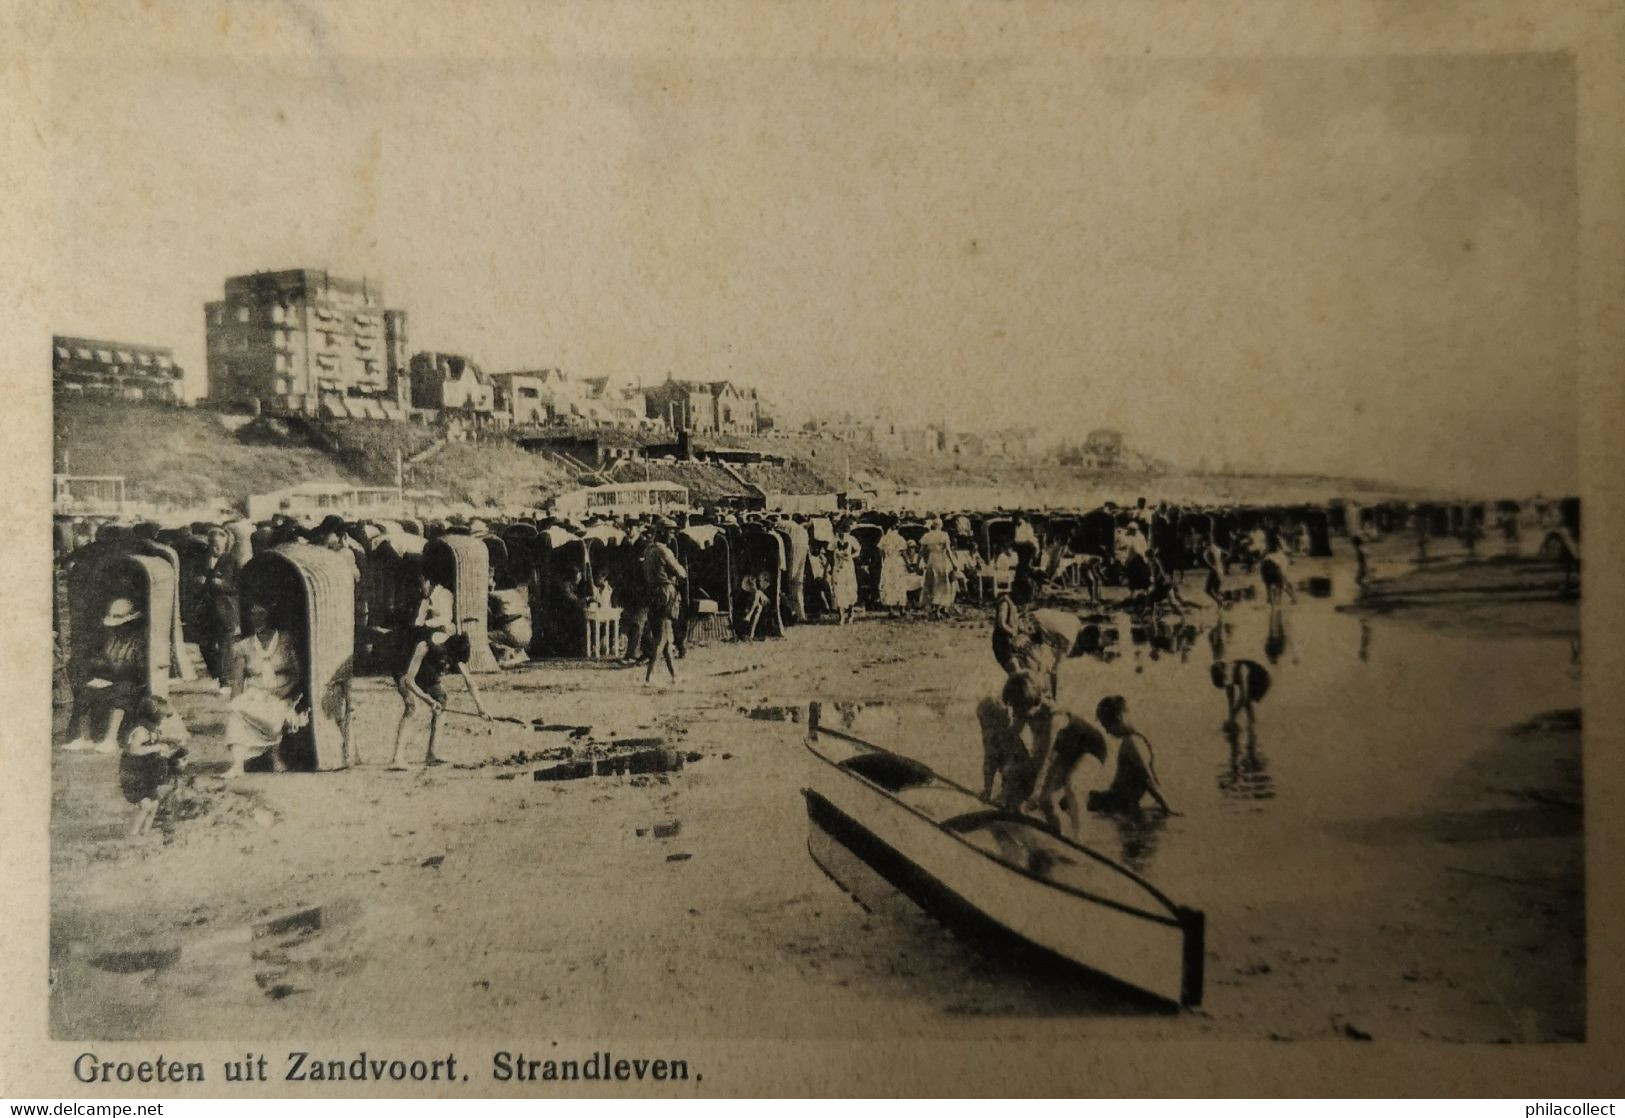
[{"x1": 49, "y1": 545, "x2": 1582, "y2": 1045}]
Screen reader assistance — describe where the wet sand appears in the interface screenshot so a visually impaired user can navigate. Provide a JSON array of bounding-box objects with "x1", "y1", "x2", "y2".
[{"x1": 49, "y1": 553, "x2": 1582, "y2": 1044}]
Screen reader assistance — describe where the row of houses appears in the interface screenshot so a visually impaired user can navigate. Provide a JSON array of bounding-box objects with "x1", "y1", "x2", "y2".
[
  {"x1": 55, "y1": 267, "x2": 775, "y2": 435},
  {"x1": 410, "y1": 359, "x2": 772, "y2": 436},
  {"x1": 406, "y1": 354, "x2": 659, "y2": 432},
  {"x1": 53, "y1": 337, "x2": 185, "y2": 404},
  {"x1": 799, "y1": 416, "x2": 1041, "y2": 461}
]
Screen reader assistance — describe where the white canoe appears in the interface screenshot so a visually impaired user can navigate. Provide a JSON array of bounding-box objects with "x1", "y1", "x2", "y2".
[{"x1": 802, "y1": 712, "x2": 1204, "y2": 1007}]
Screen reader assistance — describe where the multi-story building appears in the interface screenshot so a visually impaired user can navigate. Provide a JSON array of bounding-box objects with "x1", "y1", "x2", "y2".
[
  {"x1": 491, "y1": 367, "x2": 593, "y2": 426},
  {"x1": 204, "y1": 269, "x2": 410, "y2": 418},
  {"x1": 489, "y1": 372, "x2": 553, "y2": 427},
  {"x1": 577, "y1": 377, "x2": 648, "y2": 428},
  {"x1": 644, "y1": 376, "x2": 764, "y2": 434},
  {"x1": 53, "y1": 335, "x2": 184, "y2": 403},
  {"x1": 644, "y1": 377, "x2": 716, "y2": 433},
  {"x1": 409, "y1": 352, "x2": 496, "y2": 425},
  {"x1": 709, "y1": 381, "x2": 761, "y2": 435}
]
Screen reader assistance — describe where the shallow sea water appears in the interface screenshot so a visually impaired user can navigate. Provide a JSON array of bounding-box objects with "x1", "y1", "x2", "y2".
[{"x1": 800, "y1": 555, "x2": 1581, "y2": 999}]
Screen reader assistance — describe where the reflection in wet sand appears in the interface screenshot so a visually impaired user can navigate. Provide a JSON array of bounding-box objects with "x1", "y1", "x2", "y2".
[
  {"x1": 1144, "y1": 620, "x2": 1199, "y2": 661},
  {"x1": 1264, "y1": 606, "x2": 1288, "y2": 664},
  {"x1": 1217, "y1": 721, "x2": 1275, "y2": 803},
  {"x1": 1108, "y1": 811, "x2": 1166, "y2": 874}
]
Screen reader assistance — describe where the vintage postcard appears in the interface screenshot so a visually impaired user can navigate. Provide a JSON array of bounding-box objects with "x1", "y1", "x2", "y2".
[{"x1": 3, "y1": 0, "x2": 1623, "y2": 1099}]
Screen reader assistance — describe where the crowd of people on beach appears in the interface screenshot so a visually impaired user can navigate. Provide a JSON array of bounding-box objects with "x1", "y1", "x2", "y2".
[{"x1": 54, "y1": 490, "x2": 1568, "y2": 838}]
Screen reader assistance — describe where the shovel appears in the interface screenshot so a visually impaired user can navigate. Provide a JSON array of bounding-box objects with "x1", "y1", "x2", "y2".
[{"x1": 439, "y1": 708, "x2": 591, "y2": 737}]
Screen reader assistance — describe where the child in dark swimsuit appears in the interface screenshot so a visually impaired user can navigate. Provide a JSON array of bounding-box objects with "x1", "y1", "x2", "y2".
[
  {"x1": 1211, "y1": 658, "x2": 1270, "y2": 733},
  {"x1": 389, "y1": 626, "x2": 491, "y2": 769},
  {"x1": 1004, "y1": 671, "x2": 1108, "y2": 837},
  {"x1": 1089, "y1": 695, "x2": 1177, "y2": 817},
  {"x1": 121, "y1": 695, "x2": 189, "y2": 836}
]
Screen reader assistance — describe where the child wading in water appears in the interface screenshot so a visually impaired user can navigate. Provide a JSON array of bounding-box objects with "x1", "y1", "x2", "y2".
[
  {"x1": 1211, "y1": 658, "x2": 1270, "y2": 734},
  {"x1": 1003, "y1": 671, "x2": 1108, "y2": 837},
  {"x1": 121, "y1": 696, "x2": 189, "y2": 836},
  {"x1": 977, "y1": 693, "x2": 1033, "y2": 811},
  {"x1": 1089, "y1": 695, "x2": 1178, "y2": 817}
]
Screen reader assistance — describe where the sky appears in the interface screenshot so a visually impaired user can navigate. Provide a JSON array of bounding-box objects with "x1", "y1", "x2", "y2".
[{"x1": 46, "y1": 51, "x2": 1578, "y2": 493}]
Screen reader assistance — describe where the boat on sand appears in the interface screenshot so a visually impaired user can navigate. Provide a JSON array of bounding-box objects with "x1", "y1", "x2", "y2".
[{"x1": 801, "y1": 704, "x2": 1204, "y2": 1007}]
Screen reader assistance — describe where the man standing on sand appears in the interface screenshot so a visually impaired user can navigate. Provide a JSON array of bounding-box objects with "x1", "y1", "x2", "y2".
[
  {"x1": 1202, "y1": 533, "x2": 1227, "y2": 610},
  {"x1": 1133, "y1": 498, "x2": 1155, "y2": 540},
  {"x1": 781, "y1": 515, "x2": 811, "y2": 623},
  {"x1": 196, "y1": 526, "x2": 240, "y2": 693},
  {"x1": 642, "y1": 523, "x2": 687, "y2": 684},
  {"x1": 1259, "y1": 533, "x2": 1298, "y2": 607},
  {"x1": 1011, "y1": 514, "x2": 1040, "y2": 586},
  {"x1": 620, "y1": 524, "x2": 652, "y2": 665}
]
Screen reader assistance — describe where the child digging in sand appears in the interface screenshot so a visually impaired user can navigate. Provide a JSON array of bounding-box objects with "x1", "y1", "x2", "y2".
[
  {"x1": 121, "y1": 696, "x2": 189, "y2": 837},
  {"x1": 390, "y1": 625, "x2": 492, "y2": 770}
]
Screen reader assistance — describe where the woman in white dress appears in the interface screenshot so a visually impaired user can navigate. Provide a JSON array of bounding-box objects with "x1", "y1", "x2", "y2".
[
  {"x1": 224, "y1": 602, "x2": 304, "y2": 778},
  {"x1": 828, "y1": 527, "x2": 862, "y2": 625},
  {"x1": 917, "y1": 518, "x2": 958, "y2": 618},
  {"x1": 875, "y1": 523, "x2": 911, "y2": 614}
]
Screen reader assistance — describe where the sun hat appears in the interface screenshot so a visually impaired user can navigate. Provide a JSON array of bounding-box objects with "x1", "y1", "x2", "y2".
[{"x1": 102, "y1": 598, "x2": 142, "y2": 627}]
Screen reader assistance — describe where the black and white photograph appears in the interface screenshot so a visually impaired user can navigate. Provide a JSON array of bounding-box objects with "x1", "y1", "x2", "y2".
[{"x1": 5, "y1": 0, "x2": 1623, "y2": 1100}]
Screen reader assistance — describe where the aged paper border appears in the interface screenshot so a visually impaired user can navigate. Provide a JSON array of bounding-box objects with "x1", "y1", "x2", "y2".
[{"x1": 2, "y1": 0, "x2": 1622, "y2": 1097}]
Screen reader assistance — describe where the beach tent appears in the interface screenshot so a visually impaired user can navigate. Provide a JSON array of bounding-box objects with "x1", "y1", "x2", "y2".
[
  {"x1": 732, "y1": 524, "x2": 786, "y2": 638},
  {"x1": 238, "y1": 544, "x2": 355, "y2": 771},
  {"x1": 677, "y1": 524, "x2": 734, "y2": 640},
  {"x1": 67, "y1": 550, "x2": 178, "y2": 704},
  {"x1": 425, "y1": 535, "x2": 499, "y2": 672}
]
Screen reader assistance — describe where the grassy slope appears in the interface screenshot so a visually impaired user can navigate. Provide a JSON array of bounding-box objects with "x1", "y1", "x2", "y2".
[
  {"x1": 54, "y1": 399, "x2": 362, "y2": 506},
  {"x1": 54, "y1": 400, "x2": 579, "y2": 508},
  {"x1": 405, "y1": 440, "x2": 576, "y2": 507}
]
